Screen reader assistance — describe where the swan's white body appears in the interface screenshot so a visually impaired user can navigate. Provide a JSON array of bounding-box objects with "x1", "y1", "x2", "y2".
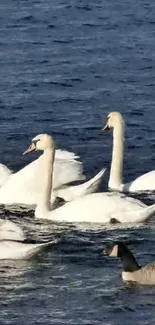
[
  {"x1": 125, "y1": 171, "x2": 155, "y2": 193},
  {"x1": 0, "y1": 149, "x2": 105, "y2": 205},
  {"x1": 27, "y1": 134, "x2": 155, "y2": 224},
  {"x1": 103, "y1": 112, "x2": 155, "y2": 193},
  {"x1": 36, "y1": 192, "x2": 155, "y2": 223}
]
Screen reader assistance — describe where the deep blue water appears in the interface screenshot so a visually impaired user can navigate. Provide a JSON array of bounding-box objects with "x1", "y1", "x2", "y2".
[{"x1": 1, "y1": 0, "x2": 155, "y2": 324}]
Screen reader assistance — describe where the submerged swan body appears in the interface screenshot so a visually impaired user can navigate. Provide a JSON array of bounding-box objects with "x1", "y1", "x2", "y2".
[
  {"x1": 24, "y1": 134, "x2": 155, "y2": 224},
  {"x1": 0, "y1": 219, "x2": 57, "y2": 259},
  {"x1": 103, "y1": 111, "x2": 155, "y2": 193},
  {"x1": 0, "y1": 219, "x2": 25, "y2": 242},
  {"x1": 0, "y1": 143, "x2": 105, "y2": 205},
  {"x1": 0, "y1": 239, "x2": 57, "y2": 260},
  {"x1": 105, "y1": 241, "x2": 155, "y2": 285}
]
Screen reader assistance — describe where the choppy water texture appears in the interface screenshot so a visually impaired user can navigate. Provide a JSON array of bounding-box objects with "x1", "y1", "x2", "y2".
[{"x1": 0, "y1": 0, "x2": 155, "y2": 324}]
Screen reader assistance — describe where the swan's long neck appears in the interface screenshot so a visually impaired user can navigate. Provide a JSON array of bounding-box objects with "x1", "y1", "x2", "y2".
[
  {"x1": 109, "y1": 120, "x2": 125, "y2": 190},
  {"x1": 36, "y1": 147, "x2": 55, "y2": 214}
]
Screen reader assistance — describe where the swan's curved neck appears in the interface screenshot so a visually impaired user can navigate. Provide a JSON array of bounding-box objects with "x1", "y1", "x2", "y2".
[
  {"x1": 109, "y1": 121, "x2": 125, "y2": 189},
  {"x1": 36, "y1": 147, "x2": 55, "y2": 215}
]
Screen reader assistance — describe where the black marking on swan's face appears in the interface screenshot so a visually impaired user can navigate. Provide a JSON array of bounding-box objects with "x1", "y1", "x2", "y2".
[{"x1": 32, "y1": 139, "x2": 40, "y2": 147}]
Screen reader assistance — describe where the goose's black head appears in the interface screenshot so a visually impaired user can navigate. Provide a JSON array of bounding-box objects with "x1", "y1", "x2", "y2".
[
  {"x1": 104, "y1": 241, "x2": 141, "y2": 272},
  {"x1": 104, "y1": 241, "x2": 126, "y2": 257}
]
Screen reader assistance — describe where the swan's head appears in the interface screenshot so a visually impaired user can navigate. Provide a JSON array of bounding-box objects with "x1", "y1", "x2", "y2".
[
  {"x1": 102, "y1": 112, "x2": 125, "y2": 132},
  {"x1": 23, "y1": 134, "x2": 55, "y2": 154}
]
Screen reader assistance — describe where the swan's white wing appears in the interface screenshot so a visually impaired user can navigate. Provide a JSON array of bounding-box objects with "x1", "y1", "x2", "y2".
[
  {"x1": 55, "y1": 149, "x2": 80, "y2": 160},
  {"x1": 0, "y1": 164, "x2": 12, "y2": 187},
  {"x1": 0, "y1": 157, "x2": 41, "y2": 205},
  {"x1": 126, "y1": 170, "x2": 155, "y2": 192},
  {"x1": 0, "y1": 149, "x2": 85, "y2": 205},
  {"x1": 53, "y1": 149, "x2": 85, "y2": 188}
]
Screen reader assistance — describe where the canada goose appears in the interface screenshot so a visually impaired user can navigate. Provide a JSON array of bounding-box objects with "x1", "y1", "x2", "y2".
[{"x1": 105, "y1": 241, "x2": 155, "y2": 285}]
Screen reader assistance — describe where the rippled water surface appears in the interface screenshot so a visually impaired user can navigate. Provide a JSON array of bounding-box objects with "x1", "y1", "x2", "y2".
[{"x1": 1, "y1": 0, "x2": 155, "y2": 324}]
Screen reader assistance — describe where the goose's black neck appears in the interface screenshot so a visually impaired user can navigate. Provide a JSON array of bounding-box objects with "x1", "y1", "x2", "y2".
[{"x1": 118, "y1": 243, "x2": 141, "y2": 272}]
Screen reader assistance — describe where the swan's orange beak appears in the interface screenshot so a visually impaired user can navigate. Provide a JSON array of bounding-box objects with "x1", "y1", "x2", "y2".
[
  {"x1": 23, "y1": 143, "x2": 36, "y2": 155},
  {"x1": 102, "y1": 121, "x2": 110, "y2": 132}
]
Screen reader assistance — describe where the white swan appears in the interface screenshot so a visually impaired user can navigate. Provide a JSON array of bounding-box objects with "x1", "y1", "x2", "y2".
[
  {"x1": 0, "y1": 140, "x2": 105, "y2": 205},
  {"x1": 0, "y1": 219, "x2": 57, "y2": 259},
  {"x1": 24, "y1": 134, "x2": 155, "y2": 223},
  {"x1": 103, "y1": 111, "x2": 155, "y2": 193}
]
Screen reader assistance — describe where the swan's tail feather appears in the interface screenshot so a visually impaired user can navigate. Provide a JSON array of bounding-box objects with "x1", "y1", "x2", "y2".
[
  {"x1": 55, "y1": 168, "x2": 106, "y2": 201},
  {"x1": 140, "y1": 203, "x2": 155, "y2": 222},
  {"x1": 114, "y1": 203, "x2": 155, "y2": 223},
  {"x1": 81, "y1": 168, "x2": 106, "y2": 194}
]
